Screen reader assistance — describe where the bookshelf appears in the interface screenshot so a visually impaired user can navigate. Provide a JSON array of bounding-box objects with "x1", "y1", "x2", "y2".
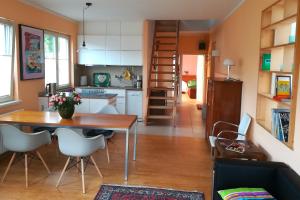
[{"x1": 256, "y1": 0, "x2": 299, "y2": 148}]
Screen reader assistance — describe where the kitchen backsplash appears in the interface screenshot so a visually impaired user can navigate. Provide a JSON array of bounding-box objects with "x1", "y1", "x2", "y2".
[{"x1": 75, "y1": 65, "x2": 142, "y2": 87}]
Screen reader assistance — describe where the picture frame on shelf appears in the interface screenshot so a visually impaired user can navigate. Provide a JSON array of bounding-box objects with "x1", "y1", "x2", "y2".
[
  {"x1": 19, "y1": 24, "x2": 45, "y2": 80},
  {"x1": 275, "y1": 75, "x2": 292, "y2": 99}
]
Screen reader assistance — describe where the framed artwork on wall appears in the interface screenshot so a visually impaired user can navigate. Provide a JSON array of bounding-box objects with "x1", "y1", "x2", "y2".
[{"x1": 19, "y1": 24, "x2": 44, "y2": 80}]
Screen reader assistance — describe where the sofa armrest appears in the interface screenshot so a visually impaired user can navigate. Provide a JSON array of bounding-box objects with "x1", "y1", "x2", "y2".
[{"x1": 212, "y1": 158, "x2": 288, "y2": 200}]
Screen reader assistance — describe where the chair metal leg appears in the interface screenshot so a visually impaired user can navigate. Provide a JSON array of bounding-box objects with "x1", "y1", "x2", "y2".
[
  {"x1": 90, "y1": 155, "x2": 103, "y2": 179},
  {"x1": 56, "y1": 157, "x2": 70, "y2": 188},
  {"x1": 105, "y1": 140, "x2": 110, "y2": 164},
  {"x1": 36, "y1": 151, "x2": 51, "y2": 174},
  {"x1": 25, "y1": 154, "x2": 28, "y2": 188},
  {"x1": 1, "y1": 153, "x2": 16, "y2": 183},
  {"x1": 81, "y1": 158, "x2": 86, "y2": 194},
  {"x1": 77, "y1": 157, "x2": 80, "y2": 173}
]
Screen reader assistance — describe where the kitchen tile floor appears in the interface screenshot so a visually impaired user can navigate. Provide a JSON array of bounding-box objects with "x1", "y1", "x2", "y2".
[{"x1": 137, "y1": 93, "x2": 205, "y2": 138}]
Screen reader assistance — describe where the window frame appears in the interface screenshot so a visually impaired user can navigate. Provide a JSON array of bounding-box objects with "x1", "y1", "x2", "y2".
[
  {"x1": 44, "y1": 31, "x2": 71, "y2": 89},
  {"x1": 0, "y1": 18, "x2": 15, "y2": 103}
]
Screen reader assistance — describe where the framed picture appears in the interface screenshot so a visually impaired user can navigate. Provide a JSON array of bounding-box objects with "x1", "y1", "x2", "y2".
[
  {"x1": 19, "y1": 24, "x2": 44, "y2": 80},
  {"x1": 276, "y1": 75, "x2": 292, "y2": 98}
]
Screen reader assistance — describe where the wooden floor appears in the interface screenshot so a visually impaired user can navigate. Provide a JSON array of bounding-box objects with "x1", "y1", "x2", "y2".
[
  {"x1": 0, "y1": 133, "x2": 213, "y2": 200},
  {"x1": 0, "y1": 94, "x2": 213, "y2": 199}
]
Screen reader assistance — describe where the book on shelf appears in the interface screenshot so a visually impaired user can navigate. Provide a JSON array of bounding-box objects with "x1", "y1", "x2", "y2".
[
  {"x1": 225, "y1": 142, "x2": 245, "y2": 154},
  {"x1": 270, "y1": 74, "x2": 293, "y2": 102},
  {"x1": 271, "y1": 108, "x2": 290, "y2": 142}
]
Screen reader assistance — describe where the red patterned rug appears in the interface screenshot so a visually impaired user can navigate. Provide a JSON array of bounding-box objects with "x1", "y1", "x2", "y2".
[{"x1": 94, "y1": 185, "x2": 205, "y2": 200}]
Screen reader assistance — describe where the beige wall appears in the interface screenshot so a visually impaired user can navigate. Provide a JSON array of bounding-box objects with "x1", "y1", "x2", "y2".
[
  {"x1": 0, "y1": 0, "x2": 78, "y2": 114},
  {"x1": 211, "y1": 0, "x2": 300, "y2": 174},
  {"x1": 179, "y1": 33, "x2": 210, "y2": 55},
  {"x1": 182, "y1": 55, "x2": 198, "y2": 75}
]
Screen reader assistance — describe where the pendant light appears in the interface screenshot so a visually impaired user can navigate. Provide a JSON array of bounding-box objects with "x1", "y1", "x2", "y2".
[{"x1": 82, "y1": 2, "x2": 92, "y2": 47}]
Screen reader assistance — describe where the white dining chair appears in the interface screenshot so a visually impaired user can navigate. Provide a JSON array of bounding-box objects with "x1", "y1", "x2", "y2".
[
  {"x1": 84, "y1": 104, "x2": 119, "y2": 163},
  {"x1": 54, "y1": 128, "x2": 105, "y2": 194},
  {"x1": 209, "y1": 113, "x2": 252, "y2": 158},
  {"x1": 0, "y1": 124, "x2": 51, "y2": 188}
]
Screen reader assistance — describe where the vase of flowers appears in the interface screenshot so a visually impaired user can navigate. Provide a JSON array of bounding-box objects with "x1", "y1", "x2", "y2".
[{"x1": 49, "y1": 92, "x2": 81, "y2": 119}]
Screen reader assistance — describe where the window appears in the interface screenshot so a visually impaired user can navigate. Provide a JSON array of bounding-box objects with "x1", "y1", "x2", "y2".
[
  {"x1": 0, "y1": 20, "x2": 14, "y2": 103},
  {"x1": 44, "y1": 32, "x2": 70, "y2": 87}
]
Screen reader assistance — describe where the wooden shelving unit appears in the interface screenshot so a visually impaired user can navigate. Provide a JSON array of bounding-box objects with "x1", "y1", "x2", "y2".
[{"x1": 256, "y1": 0, "x2": 299, "y2": 148}]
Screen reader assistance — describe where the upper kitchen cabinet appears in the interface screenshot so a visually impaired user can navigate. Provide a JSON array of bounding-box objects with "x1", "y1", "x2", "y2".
[
  {"x1": 79, "y1": 21, "x2": 107, "y2": 35},
  {"x1": 121, "y1": 36, "x2": 142, "y2": 50},
  {"x1": 78, "y1": 49, "x2": 106, "y2": 65},
  {"x1": 121, "y1": 21, "x2": 143, "y2": 35},
  {"x1": 77, "y1": 20, "x2": 143, "y2": 66},
  {"x1": 78, "y1": 35, "x2": 106, "y2": 50},
  {"x1": 106, "y1": 36, "x2": 121, "y2": 50},
  {"x1": 106, "y1": 21, "x2": 121, "y2": 35}
]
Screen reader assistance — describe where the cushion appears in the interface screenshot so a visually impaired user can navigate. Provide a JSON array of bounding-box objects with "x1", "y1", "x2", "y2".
[{"x1": 218, "y1": 188, "x2": 275, "y2": 200}]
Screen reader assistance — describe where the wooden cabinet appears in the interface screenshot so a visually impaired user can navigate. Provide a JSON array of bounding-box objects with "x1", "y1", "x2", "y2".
[
  {"x1": 205, "y1": 79, "x2": 243, "y2": 139},
  {"x1": 256, "y1": 0, "x2": 299, "y2": 148}
]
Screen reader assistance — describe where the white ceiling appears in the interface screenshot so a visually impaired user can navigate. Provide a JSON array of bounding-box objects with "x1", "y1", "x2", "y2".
[{"x1": 21, "y1": 0, "x2": 244, "y2": 22}]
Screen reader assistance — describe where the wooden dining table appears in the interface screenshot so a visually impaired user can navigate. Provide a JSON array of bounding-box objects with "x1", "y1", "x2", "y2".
[{"x1": 0, "y1": 110, "x2": 138, "y2": 181}]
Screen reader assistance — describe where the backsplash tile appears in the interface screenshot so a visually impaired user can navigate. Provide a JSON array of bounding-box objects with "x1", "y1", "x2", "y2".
[{"x1": 76, "y1": 65, "x2": 142, "y2": 87}]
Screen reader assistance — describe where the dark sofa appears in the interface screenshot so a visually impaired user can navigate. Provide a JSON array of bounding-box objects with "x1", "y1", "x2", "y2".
[{"x1": 213, "y1": 158, "x2": 300, "y2": 200}]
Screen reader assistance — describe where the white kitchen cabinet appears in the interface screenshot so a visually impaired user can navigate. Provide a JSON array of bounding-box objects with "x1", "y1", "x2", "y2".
[
  {"x1": 106, "y1": 36, "x2": 121, "y2": 50},
  {"x1": 121, "y1": 21, "x2": 143, "y2": 35},
  {"x1": 89, "y1": 99, "x2": 110, "y2": 113},
  {"x1": 103, "y1": 89, "x2": 126, "y2": 114},
  {"x1": 75, "y1": 98, "x2": 90, "y2": 113},
  {"x1": 106, "y1": 21, "x2": 121, "y2": 35},
  {"x1": 121, "y1": 36, "x2": 142, "y2": 50},
  {"x1": 121, "y1": 51, "x2": 142, "y2": 66},
  {"x1": 78, "y1": 35, "x2": 106, "y2": 50},
  {"x1": 127, "y1": 91, "x2": 143, "y2": 119},
  {"x1": 83, "y1": 21, "x2": 107, "y2": 35},
  {"x1": 105, "y1": 51, "x2": 121, "y2": 65},
  {"x1": 78, "y1": 49, "x2": 106, "y2": 65}
]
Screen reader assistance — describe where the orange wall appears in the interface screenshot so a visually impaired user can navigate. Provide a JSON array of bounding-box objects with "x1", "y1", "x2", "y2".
[
  {"x1": 211, "y1": 0, "x2": 300, "y2": 174},
  {"x1": 0, "y1": 0, "x2": 78, "y2": 114},
  {"x1": 179, "y1": 33, "x2": 210, "y2": 55},
  {"x1": 182, "y1": 55, "x2": 198, "y2": 75}
]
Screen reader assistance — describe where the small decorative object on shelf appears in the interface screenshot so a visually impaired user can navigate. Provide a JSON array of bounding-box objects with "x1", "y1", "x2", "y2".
[
  {"x1": 275, "y1": 75, "x2": 292, "y2": 99},
  {"x1": 262, "y1": 53, "x2": 271, "y2": 71},
  {"x1": 225, "y1": 141, "x2": 246, "y2": 154},
  {"x1": 49, "y1": 91, "x2": 81, "y2": 119}
]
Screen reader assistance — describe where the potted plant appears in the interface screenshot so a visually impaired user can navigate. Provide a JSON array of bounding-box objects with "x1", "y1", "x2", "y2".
[{"x1": 49, "y1": 92, "x2": 81, "y2": 119}]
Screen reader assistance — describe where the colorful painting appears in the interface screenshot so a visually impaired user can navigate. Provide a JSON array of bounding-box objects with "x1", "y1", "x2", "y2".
[{"x1": 19, "y1": 25, "x2": 44, "y2": 80}]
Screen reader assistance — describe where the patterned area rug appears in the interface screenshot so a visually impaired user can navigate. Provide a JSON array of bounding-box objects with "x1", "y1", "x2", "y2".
[{"x1": 94, "y1": 184, "x2": 205, "y2": 200}]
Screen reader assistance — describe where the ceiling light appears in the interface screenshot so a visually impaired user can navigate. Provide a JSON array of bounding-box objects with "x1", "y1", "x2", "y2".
[{"x1": 82, "y1": 2, "x2": 92, "y2": 47}]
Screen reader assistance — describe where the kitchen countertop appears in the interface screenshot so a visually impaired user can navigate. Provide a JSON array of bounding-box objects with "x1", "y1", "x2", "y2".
[
  {"x1": 76, "y1": 86, "x2": 143, "y2": 91},
  {"x1": 39, "y1": 92, "x2": 117, "y2": 99}
]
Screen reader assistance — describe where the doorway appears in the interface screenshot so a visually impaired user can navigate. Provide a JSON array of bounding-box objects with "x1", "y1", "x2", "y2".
[{"x1": 180, "y1": 54, "x2": 205, "y2": 105}]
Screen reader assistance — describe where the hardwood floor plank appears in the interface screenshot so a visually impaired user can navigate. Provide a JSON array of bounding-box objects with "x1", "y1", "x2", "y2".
[{"x1": 0, "y1": 134, "x2": 212, "y2": 200}]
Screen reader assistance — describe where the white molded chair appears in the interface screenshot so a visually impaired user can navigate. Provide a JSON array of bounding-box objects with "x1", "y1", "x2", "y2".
[
  {"x1": 54, "y1": 128, "x2": 105, "y2": 194},
  {"x1": 0, "y1": 124, "x2": 51, "y2": 188},
  {"x1": 84, "y1": 104, "x2": 119, "y2": 163},
  {"x1": 209, "y1": 113, "x2": 252, "y2": 157}
]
